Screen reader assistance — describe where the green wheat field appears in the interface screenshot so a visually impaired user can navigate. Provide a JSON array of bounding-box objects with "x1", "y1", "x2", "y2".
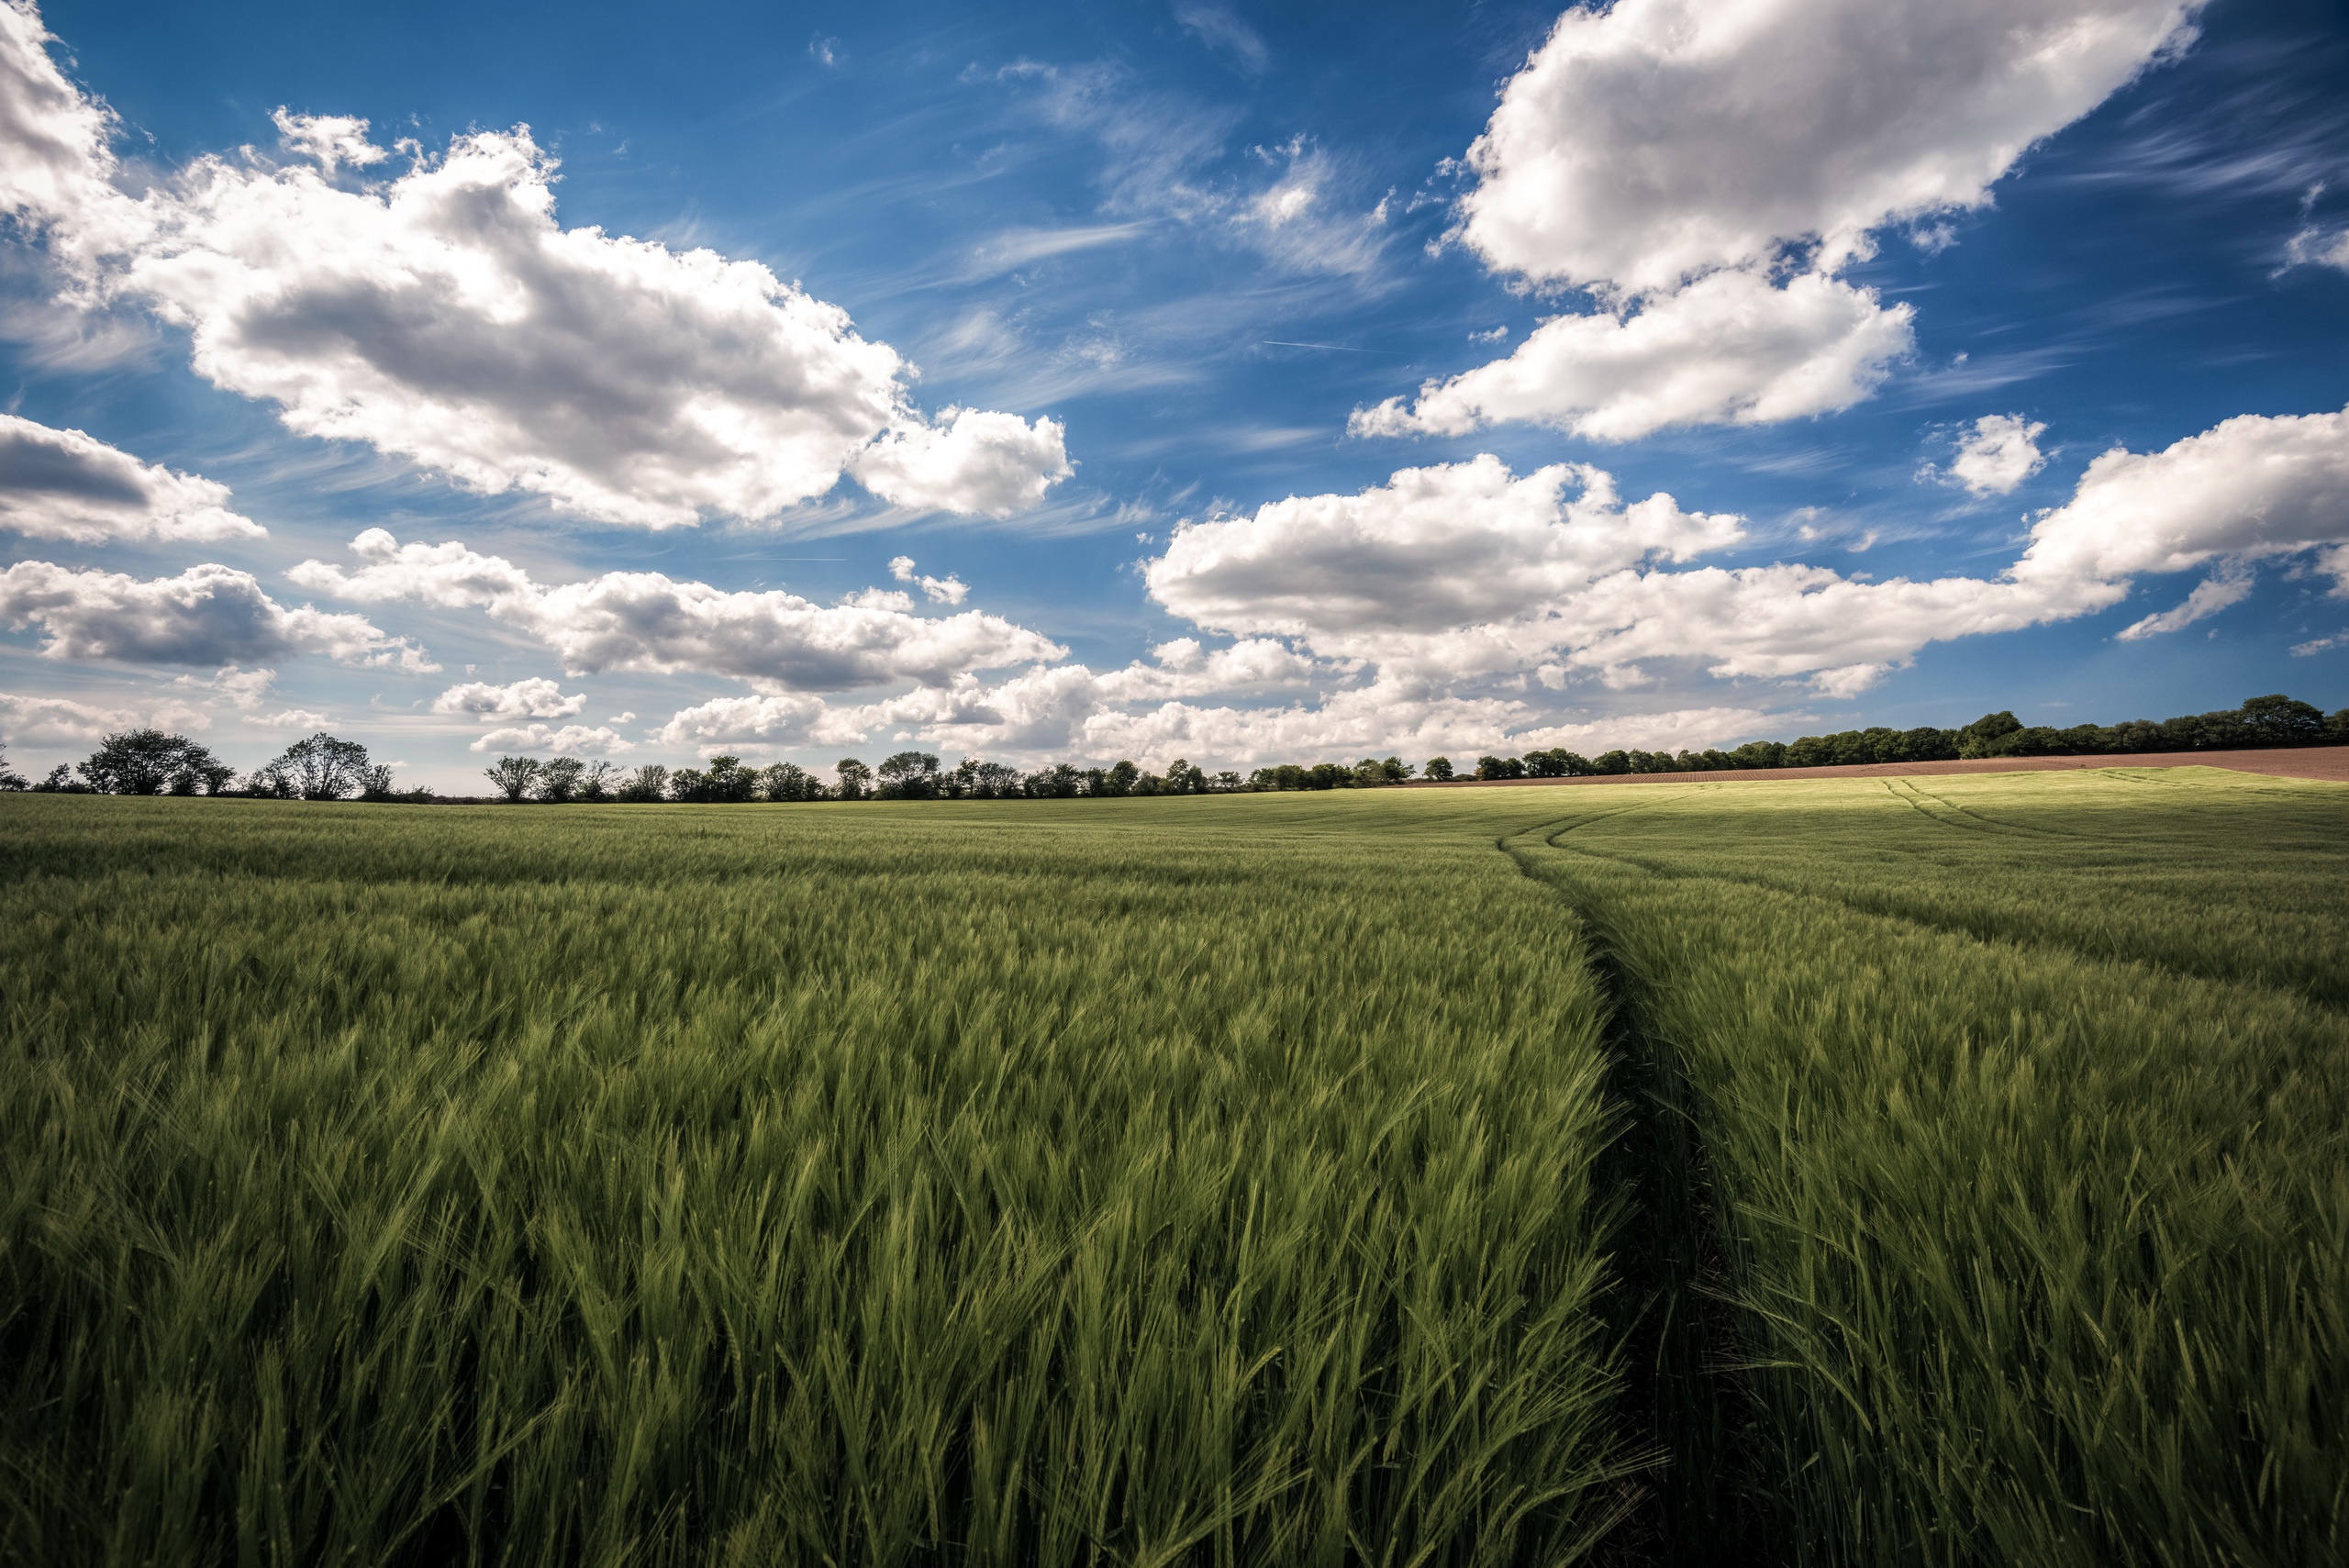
[{"x1": 3, "y1": 767, "x2": 2343, "y2": 1566}]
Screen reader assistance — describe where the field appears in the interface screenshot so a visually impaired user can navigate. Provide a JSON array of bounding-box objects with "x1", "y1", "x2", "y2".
[{"x1": 2, "y1": 768, "x2": 2343, "y2": 1565}]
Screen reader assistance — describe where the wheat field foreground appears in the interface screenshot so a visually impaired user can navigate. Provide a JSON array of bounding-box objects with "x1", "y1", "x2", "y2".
[{"x1": 2, "y1": 769, "x2": 2343, "y2": 1566}]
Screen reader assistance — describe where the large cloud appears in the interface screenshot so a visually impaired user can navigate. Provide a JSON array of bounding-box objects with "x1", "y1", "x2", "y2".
[
  {"x1": 431, "y1": 676, "x2": 584, "y2": 719},
  {"x1": 0, "y1": 0, "x2": 118, "y2": 237},
  {"x1": 1149, "y1": 406, "x2": 2349, "y2": 692},
  {"x1": 292, "y1": 528, "x2": 1064, "y2": 691},
  {"x1": 1353, "y1": 272, "x2": 1912, "y2": 442},
  {"x1": 0, "y1": 559, "x2": 430, "y2": 667},
  {"x1": 0, "y1": 414, "x2": 262, "y2": 541},
  {"x1": 0, "y1": 10, "x2": 1069, "y2": 528},
  {"x1": 1362, "y1": 0, "x2": 2199, "y2": 441},
  {"x1": 1457, "y1": 0, "x2": 2201, "y2": 291},
  {"x1": 1148, "y1": 455, "x2": 1741, "y2": 659},
  {"x1": 0, "y1": 688, "x2": 206, "y2": 744}
]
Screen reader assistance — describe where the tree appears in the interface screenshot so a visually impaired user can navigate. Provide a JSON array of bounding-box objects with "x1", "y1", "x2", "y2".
[
  {"x1": 270, "y1": 733, "x2": 372, "y2": 800},
  {"x1": 878, "y1": 751, "x2": 942, "y2": 799},
  {"x1": 759, "y1": 762, "x2": 821, "y2": 802},
  {"x1": 166, "y1": 748, "x2": 236, "y2": 795},
  {"x1": 834, "y1": 758, "x2": 873, "y2": 800},
  {"x1": 2238, "y1": 694, "x2": 2326, "y2": 747},
  {"x1": 1954, "y1": 711, "x2": 2023, "y2": 759},
  {"x1": 0, "y1": 750, "x2": 26, "y2": 791},
  {"x1": 671, "y1": 757, "x2": 756, "y2": 803},
  {"x1": 243, "y1": 764, "x2": 295, "y2": 798},
  {"x1": 358, "y1": 763, "x2": 398, "y2": 800},
  {"x1": 578, "y1": 762, "x2": 618, "y2": 802},
  {"x1": 1423, "y1": 756, "x2": 1454, "y2": 782},
  {"x1": 615, "y1": 764, "x2": 669, "y2": 802},
  {"x1": 78, "y1": 729, "x2": 223, "y2": 795},
  {"x1": 484, "y1": 756, "x2": 541, "y2": 802},
  {"x1": 536, "y1": 757, "x2": 587, "y2": 802},
  {"x1": 1213, "y1": 771, "x2": 1241, "y2": 792},
  {"x1": 1102, "y1": 760, "x2": 1141, "y2": 797}
]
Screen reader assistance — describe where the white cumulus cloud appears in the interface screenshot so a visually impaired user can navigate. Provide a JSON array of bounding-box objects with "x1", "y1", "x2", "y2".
[
  {"x1": 2116, "y1": 571, "x2": 2253, "y2": 640},
  {"x1": 1149, "y1": 406, "x2": 2349, "y2": 695},
  {"x1": 1, "y1": 559, "x2": 431, "y2": 668},
  {"x1": 432, "y1": 676, "x2": 586, "y2": 719},
  {"x1": 1367, "y1": 0, "x2": 2199, "y2": 443},
  {"x1": 886, "y1": 555, "x2": 971, "y2": 605},
  {"x1": 0, "y1": 12, "x2": 1072, "y2": 528},
  {"x1": 269, "y1": 107, "x2": 388, "y2": 174},
  {"x1": 1353, "y1": 271, "x2": 1913, "y2": 442},
  {"x1": 0, "y1": 414, "x2": 262, "y2": 541},
  {"x1": 1932, "y1": 413, "x2": 2049, "y2": 496},
  {"x1": 0, "y1": 688, "x2": 207, "y2": 744},
  {"x1": 472, "y1": 721, "x2": 633, "y2": 755},
  {"x1": 292, "y1": 528, "x2": 1063, "y2": 692},
  {"x1": 1456, "y1": 0, "x2": 2202, "y2": 292}
]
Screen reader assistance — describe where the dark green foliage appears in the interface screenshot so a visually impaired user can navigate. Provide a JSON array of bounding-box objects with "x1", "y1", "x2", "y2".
[
  {"x1": 262, "y1": 732, "x2": 373, "y2": 800},
  {"x1": 483, "y1": 754, "x2": 540, "y2": 802},
  {"x1": 1512, "y1": 770, "x2": 2349, "y2": 1564},
  {"x1": 0, "y1": 794, "x2": 1633, "y2": 1567},
  {"x1": 76, "y1": 728, "x2": 231, "y2": 795}
]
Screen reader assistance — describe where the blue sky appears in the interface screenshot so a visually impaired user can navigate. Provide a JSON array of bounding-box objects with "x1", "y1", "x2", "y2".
[{"x1": 2, "y1": 0, "x2": 2346, "y2": 786}]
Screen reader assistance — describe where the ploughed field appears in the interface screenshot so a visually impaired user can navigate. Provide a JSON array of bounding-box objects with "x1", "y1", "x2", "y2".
[{"x1": 2, "y1": 768, "x2": 2343, "y2": 1567}]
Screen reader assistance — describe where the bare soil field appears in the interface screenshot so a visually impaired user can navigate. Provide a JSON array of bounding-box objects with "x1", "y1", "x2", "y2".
[{"x1": 1433, "y1": 744, "x2": 2349, "y2": 787}]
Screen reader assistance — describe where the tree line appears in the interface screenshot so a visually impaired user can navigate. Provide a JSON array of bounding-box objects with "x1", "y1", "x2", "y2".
[
  {"x1": 3, "y1": 693, "x2": 2341, "y2": 803},
  {"x1": 1454, "y1": 693, "x2": 2349, "y2": 781}
]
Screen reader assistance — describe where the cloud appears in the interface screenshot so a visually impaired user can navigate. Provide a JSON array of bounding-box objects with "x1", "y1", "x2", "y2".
[
  {"x1": 887, "y1": 555, "x2": 970, "y2": 605},
  {"x1": 0, "y1": 688, "x2": 207, "y2": 744},
  {"x1": 1147, "y1": 455, "x2": 1742, "y2": 662},
  {"x1": 1930, "y1": 413, "x2": 2048, "y2": 496},
  {"x1": 432, "y1": 676, "x2": 585, "y2": 719},
  {"x1": 2, "y1": 20, "x2": 1069, "y2": 528},
  {"x1": 1174, "y1": 3, "x2": 1269, "y2": 75},
  {"x1": 1366, "y1": 0, "x2": 2197, "y2": 444},
  {"x1": 0, "y1": 0, "x2": 120, "y2": 237},
  {"x1": 471, "y1": 721, "x2": 633, "y2": 755},
  {"x1": 2292, "y1": 630, "x2": 2347, "y2": 657},
  {"x1": 852, "y1": 407, "x2": 1073, "y2": 517},
  {"x1": 2116, "y1": 571, "x2": 2252, "y2": 639},
  {"x1": 1146, "y1": 406, "x2": 2349, "y2": 695},
  {"x1": 2283, "y1": 223, "x2": 2349, "y2": 273},
  {"x1": 269, "y1": 107, "x2": 388, "y2": 174},
  {"x1": 996, "y1": 61, "x2": 1387, "y2": 279},
  {"x1": 1352, "y1": 271, "x2": 1913, "y2": 442},
  {"x1": 655, "y1": 661, "x2": 1794, "y2": 772},
  {"x1": 0, "y1": 559, "x2": 432, "y2": 668},
  {"x1": 292, "y1": 528, "x2": 1063, "y2": 691},
  {"x1": 1455, "y1": 0, "x2": 2201, "y2": 292},
  {"x1": 2016, "y1": 405, "x2": 2349, "y2": 586},
  {"x1": 0, "y1": 414, "x2": 262, "y2": 541}
]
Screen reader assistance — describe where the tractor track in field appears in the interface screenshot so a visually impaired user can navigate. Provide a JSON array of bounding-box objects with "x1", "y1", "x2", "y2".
[
  {"x1": 1502, "y1": 816, "x2": 1770, "y2": 1566},
  {"x1": 1532, "y1": 819, "x2": 2349, "y2": 1016}
]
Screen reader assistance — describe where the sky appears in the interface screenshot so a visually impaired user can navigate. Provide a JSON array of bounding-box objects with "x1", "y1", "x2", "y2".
[{"x1": 1, "y1": 0, "x2": 2346, "y2": 788}]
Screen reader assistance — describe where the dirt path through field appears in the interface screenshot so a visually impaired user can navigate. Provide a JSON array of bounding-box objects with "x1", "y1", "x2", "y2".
[{"x1": 1429, "y1": 744, "x2": 2349, "y2": 788}]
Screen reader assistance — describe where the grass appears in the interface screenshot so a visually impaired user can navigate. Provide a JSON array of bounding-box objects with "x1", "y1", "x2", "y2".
[
  {"x1": 0, "y1": 795, "x2": 1633, "y2": 1567},
  {"x1": 3, "y1": 767, "x2": 2345, "y2": 1564},
  {"x1": 1510, "y1": 768, "x2": 2349, "y2": 1564}
]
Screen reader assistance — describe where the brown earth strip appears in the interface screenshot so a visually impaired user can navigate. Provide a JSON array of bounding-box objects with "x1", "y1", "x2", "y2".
[{"x1": 1418, "y1": 744, "x2": 2349, "y2": 787}]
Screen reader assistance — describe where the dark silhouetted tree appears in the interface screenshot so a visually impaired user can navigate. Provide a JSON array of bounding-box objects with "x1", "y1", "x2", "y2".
[
  {"x1": 484, "y1": 756, "x2": 541, "y2": 802},
  {"x1": 537, "y1": 757, "x2": 587, "y2": 802},
  {"x1": 878, "y1": 751, "x2": 942, "y2": 799},
  {"x1": 78, "y1": 729, "x2": 225, "y2": 795},
  {"x1": 270, "y1": 733, "x2": 372, "y2": 799},
  {"x1": 834, "y1": 758, "x2": 873, "y2": 800}
]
